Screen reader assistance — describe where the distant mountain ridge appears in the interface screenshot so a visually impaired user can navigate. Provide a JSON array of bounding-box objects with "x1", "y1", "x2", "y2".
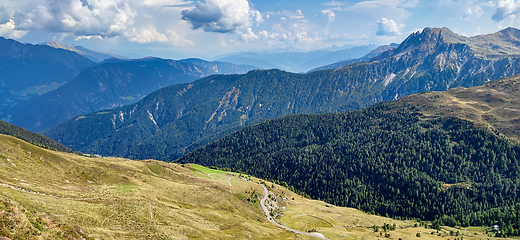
[
  {"x1": 177, "y1": 58, "x2": 258, "y2": 74},
  {"x1": 214, "y1": 44, "x2": 377, "y2": 72},
  {"x1": 43, "y1": 27, "x2": 520, "y2": 160},
  {"x1": 13, "y1": 57, "x2": 258, "y2": 132},
  {"x1": 43, "y1": 41, "x2": 125, "y2": 62},
  {"x1": 309, "y1": 43, "x2": 399, "y2": 72},
  {"x1": 0, "y1": 37, "x2": 96, "y2": 123}
]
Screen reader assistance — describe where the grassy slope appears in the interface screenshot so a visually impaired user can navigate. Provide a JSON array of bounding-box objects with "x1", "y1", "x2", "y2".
[
  {"x1": 391, "y1": 74, "x2": 520, "y2": 143},
  {"x1": 0, "y1": 134, "x2": 505, "y2": 240},
  {"x1": 0, "y1": 120, "x2": 73, "y2": 153}
]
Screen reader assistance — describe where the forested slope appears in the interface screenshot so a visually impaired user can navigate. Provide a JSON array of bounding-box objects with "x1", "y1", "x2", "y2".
[
  {"x1": 178, "y1": 103, "x2": 520, "y2": 235},
  {"x1": 43, "y1": 27, "x2": 520, "y2": 161},
  {"x1": 0, "y1": 121, "x2": 73, "y2": 153}
]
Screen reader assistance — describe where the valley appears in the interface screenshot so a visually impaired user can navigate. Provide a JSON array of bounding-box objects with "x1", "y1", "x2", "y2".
[
  {"x1": 4, "y1": 6, "x2": 520, "y2": 238},
  {"x1": 42, "y1": 27, "x2": 520, "y2": 162},
  {"x1": 0, "y1": 134, "x2": 503, "y2": 239}
]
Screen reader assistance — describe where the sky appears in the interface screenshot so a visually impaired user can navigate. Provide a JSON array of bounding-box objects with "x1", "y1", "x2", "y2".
[{"x1": 0, "y1": 0, "x2": 519, "y2": 59}]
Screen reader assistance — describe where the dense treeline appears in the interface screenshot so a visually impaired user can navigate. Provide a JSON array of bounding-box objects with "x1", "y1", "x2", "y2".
[
  {"x1": 0, "y1": 121, "x2": 73, "y2": 153},
  {"x1": 178, "y1": 103, "x2": 520, "y2": 234}
]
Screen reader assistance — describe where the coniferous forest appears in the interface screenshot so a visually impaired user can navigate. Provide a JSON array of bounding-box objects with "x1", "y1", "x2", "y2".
[
  {"x1": 178, "y1": 103, "x2": 520, "y2": 236},
  {"x1": 0, "y1": 120, "x2": 73, "y2": 153}
]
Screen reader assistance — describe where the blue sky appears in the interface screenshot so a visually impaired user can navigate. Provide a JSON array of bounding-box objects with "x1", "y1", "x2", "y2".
[{"x1": 0, "y1": 0, "x2": 518, "y2": 59}]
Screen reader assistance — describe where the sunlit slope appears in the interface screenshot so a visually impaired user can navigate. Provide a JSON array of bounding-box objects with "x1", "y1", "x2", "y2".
[
  {"x1": 0, "y1": 134, "x2": 293, "y2": 239},
  {"x1": 392, "y1": 74, "x2": 520, "y2": 143},
  {"x1": 0, "y1": 133, "x2": 506, "y2": 239}
]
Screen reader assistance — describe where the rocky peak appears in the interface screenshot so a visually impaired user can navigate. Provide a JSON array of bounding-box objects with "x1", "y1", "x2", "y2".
[
  {"x1": 498, "y1": 27, "x2": 520, "y2": 38},
  {"x1": 398, "y1": 27, "x2": 461, "y2": 50},
  {"x1": 373, "y1": 27, "x2": 463, "y2": 61}
]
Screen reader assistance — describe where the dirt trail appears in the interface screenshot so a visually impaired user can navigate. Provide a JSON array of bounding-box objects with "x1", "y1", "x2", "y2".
[{"x1": 258, "y1": 184, "x2": 329, "y2": 240}]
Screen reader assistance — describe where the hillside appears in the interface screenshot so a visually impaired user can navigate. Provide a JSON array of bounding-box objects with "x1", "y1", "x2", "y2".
[
  {"x1": 0, "y1": 134, "x2": 501, "y2": 239},
  {"x1": 43, "y1": 27, "x2": 520, "y2": 160},
  {"x1": 177, "y1": 100, "x2": 520, "y2": 234},
  {"x1": 13, "y1": 57, "x2": 257, "y2": 132},
  {"x1": 388, "y1": 74, "x2": 520, "y2": 144},
  {"x1": 0, "y1": 121, "x2": 73, "y2": 153},
  {"x1": 0, "y1": 37, "x2": 96, "y2": 122}
]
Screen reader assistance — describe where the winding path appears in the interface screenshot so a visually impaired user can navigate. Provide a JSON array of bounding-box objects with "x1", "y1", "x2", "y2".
[{"x1": 258, "y1": 184, "x2": 329, "y2": 240}]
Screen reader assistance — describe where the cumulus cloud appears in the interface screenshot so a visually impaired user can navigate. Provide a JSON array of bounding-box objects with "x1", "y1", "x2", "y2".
[
  {"x1": 492, "y1": 0, "x2": 520, "y2": 22},
  {"x1": 376, "y1": 18, "x2": 404, "y2": 36},
  {"x1": 181, "y1": 0, "x2": 263, "y2": 33},
  {"x1": 239, "y1": 28, "x2": 277, "y2": 42},
  {"x1": 14, "y1": 0, "x2": 137, "y2": 37},
  {"x1": 265, "y1": 10, "x2": 307, "y2": 23},
  {"x1": 0, "y1": 0, "x2": 195, "y2": 45},
  {"x1": 463, "y1": 6, "x2": 484, "y2": 21},
  {"x1": 126, "y1": 27, "x2": 194, "y2": 45},
  {"x1": 0, "y1": 19, "x2": 27, "y2": 38},
  {"x1": 322, "y1": 10, "x2": 336, "y2": 22},
  {"x1": 74, "y1": 35, "x2": 103, "y2": 41}
]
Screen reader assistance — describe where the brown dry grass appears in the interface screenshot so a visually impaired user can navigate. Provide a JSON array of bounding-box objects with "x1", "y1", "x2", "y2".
[
  {"x1": 392, "y1": 75, "x2": 520, "y2": 144},
  {"x1": 0, "y1": 134, "x2": 513, "y2": 240}
]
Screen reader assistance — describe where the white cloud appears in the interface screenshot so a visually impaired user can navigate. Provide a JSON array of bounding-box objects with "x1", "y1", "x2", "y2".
[
  {"x1": 322, "y1": 10, "x2": 336, "y2": 22},
  {"x1": 463, "y1": 6, "x2": 484, "y2": 21},
  {"x1": 141, "y1": 0, "x2": 190, "y2": 6},
  {"x1": 324, "y1": 1, "x2": 345, "y2": 7},
  {"x1": 74, "y1": 35, "x2": 103, "y2": 41},
  {"x1": 126, "y1": 27, "x2": 193, "y2": 45},
  {"x1": 290, "y1": 10, "x2": 305, "y2": 20},
  {"x1": 492, "y1": 0, "x2": 520, "y2": 22},
  {"x1": 181, "y1": 0, "x2": 263, "y2": 33},
  {"x1": 296, "y1": 30, "x2": 320, "y2": 43},
  {"x1": 239, "y1": 28, "x2": 277, "y2": 42},
  {"x1": 345, "y1": 0, "x2": 417, "y2": 20},
  {"x1": 0, "y1": 0, "x2": 194, "y2": 45},
  {"x1": 376, "y1": 18, "x2": 404, "y2": 36},
  {"x1": 320, "y1": 10, "x2": 335, "y2": 35},
  {"x1": 15, "y1": 0, "x2": 138, "y2": 37},
  {"x1": 266, "y1": 10, "x2": 308, "y2": 23},
  {"x1": 0, "y1": 19, "x2": 27, "y2": 38}
]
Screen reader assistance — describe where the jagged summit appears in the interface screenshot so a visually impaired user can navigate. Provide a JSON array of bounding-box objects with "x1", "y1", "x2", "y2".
[
  {"x1": 374, "y1": 26, "x2": 520, "y2": 61},
  {"x1": 372, "y1": 27, "x2": 463, "y2": 61}
]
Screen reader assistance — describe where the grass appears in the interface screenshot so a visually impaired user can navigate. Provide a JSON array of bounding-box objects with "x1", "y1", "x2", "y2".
[
  {"x1": 189, "y1": 164, "x2": 228, "y2": 174},
  {"x1": 0, "y1": 133, "x2": 511, "y2": 240},
  {"x1": 391, "y1": 75, "x2": 520, "y2": 144}
]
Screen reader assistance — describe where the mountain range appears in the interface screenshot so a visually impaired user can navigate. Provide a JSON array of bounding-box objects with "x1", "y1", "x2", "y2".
[
  {"x1": 0, "y1": 37, "x2": 96, "y2": 122},
  {"x1": 177, "y1": 73, "x2": 520, "y2": 230},
  {"x1": 214, "y1": 44, "x2": 377, "y2": 72},
  {"x1": 6, "y1": 26, "x2": 520, "y2": 238},
  {"x1": 43, "y1": 41, "x2": 125, "y2": 62},
  {"x1": 308, "y1": 43, "x2": 399, "y2": 72},
  {"x1": 12, "y1": 57, "x2": 258, "y2": 132},
  {"x1": 42, "y1": 27, "x2": 520, "y2": 161}
]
